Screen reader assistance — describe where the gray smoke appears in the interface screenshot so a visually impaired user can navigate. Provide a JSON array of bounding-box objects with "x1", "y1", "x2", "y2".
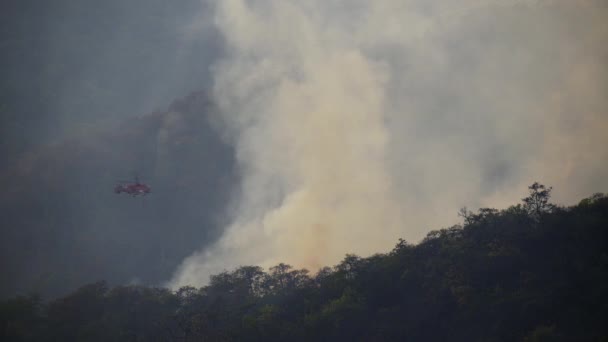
[{"x1": 170, "y1": 0, "x2": 608, "y2": 288}]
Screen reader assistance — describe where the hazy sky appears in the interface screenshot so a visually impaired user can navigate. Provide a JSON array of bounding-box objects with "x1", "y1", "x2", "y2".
[
  {"x1": 0, "y1": 0, "x2": 233, "y2": 297},
  {"x1": 1, "y1": 0, "x2": 221, "y2": 154},
  {"x1": 170, "y1": 0, "x2": 608, "y2": 288}
]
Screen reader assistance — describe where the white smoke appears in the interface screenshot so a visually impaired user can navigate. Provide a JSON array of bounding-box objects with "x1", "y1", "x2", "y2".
[{"x1": 170, "y1": 0, "x2": 608, "y2": 287}]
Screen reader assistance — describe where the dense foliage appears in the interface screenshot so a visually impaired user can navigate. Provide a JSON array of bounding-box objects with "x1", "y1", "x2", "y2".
[{"x1": 2, "y1": 185, "x2": 607, "y2": 341}]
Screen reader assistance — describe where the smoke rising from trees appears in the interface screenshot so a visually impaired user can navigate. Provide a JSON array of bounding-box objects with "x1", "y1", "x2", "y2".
[{"x1": 170, "y1": 0, "x2": 608, "y2": 287}]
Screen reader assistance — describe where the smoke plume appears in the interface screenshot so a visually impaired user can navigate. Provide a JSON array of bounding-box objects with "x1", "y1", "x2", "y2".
[{"x1": 170, "y1": 0, "x2": 608, "y2": 287}]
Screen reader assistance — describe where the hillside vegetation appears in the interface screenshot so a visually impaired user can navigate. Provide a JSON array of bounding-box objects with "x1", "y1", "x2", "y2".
[{"x1": 2, "y1": 184, "x2": 607, "y2": 341}]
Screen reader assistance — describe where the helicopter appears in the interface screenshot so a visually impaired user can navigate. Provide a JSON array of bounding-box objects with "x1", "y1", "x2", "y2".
[{"x1": 114, "y1": 176, "x2": 151, "y2": 197}]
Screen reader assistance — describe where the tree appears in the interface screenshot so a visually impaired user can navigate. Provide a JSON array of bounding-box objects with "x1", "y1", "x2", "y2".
[
  {"x1": 458, "y1": 207, "x2": 475, "y2": 225},
  {"x1": 0, "y1": 294, "x2": 44, "y2": 341},
  {"x1": 522, "y1": 182, "x2": 555, "y2": 220}
]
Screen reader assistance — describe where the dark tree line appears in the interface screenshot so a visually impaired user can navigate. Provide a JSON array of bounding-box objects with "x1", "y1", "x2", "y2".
[{"x1": 2, "y1": 184, "x2": 608, "y2": 341}]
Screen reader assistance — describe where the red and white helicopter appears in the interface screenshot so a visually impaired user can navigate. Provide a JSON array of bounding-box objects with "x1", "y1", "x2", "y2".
[{"x1": 114, "y1": 176, "x2": 151, "y2": 197}]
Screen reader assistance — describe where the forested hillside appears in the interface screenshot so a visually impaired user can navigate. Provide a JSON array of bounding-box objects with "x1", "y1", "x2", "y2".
[{"x1": 2, "y1": 184, "x2": 607, "y2": 341}]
